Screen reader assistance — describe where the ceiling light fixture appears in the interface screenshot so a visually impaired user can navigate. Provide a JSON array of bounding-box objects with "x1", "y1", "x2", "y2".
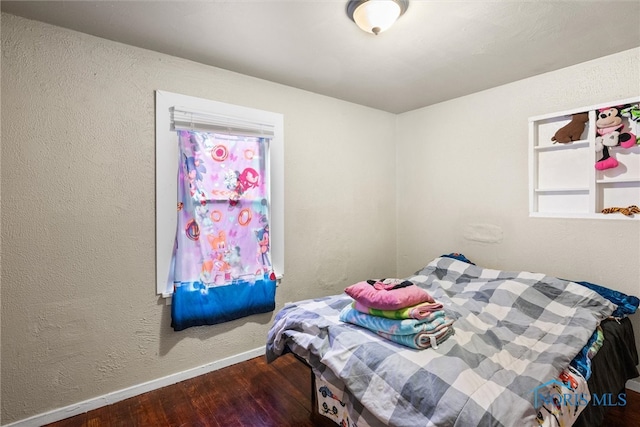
[{"x1": 347, "y1": 0, "x2": 409, "y2": 35}]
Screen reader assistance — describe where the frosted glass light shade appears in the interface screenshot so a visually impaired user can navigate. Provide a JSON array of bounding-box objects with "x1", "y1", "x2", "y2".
[{"x1": 348, "y1": 0, "x2": 408, "y2": 35}]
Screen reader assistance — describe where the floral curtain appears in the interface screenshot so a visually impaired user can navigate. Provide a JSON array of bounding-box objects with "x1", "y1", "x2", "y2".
[{"x1": 170, "y1": 130, "x2": 276, "y2": 331}]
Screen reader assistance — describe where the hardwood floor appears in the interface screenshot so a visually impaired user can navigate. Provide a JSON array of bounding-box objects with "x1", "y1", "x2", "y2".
[
  {"x1": 603, "y1": 387, "x2": 640, "y2": 427},
  {"x1": 43, "y1": 354, "x2": 640, "y2": 427},
  {"x1": 45, "y1": 354, "x2": 316, "y2": 427}
]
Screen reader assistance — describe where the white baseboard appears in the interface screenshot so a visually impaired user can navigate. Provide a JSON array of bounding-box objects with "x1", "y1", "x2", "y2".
[
  {"x1": 2, "y1": 346, "x2": 266, "y2": 427},
  {"x1": 627, "y1": 378, "x2": 640, "y2": 394}
]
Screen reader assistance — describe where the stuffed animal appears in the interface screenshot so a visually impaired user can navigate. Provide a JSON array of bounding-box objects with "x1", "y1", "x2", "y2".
[
  {"x1": 551, "y1": 112, "x2": 589, "y2": 143},
  {"x1": 601, "y1": 205, "x2": 640, "y2": 217},
  {"x1": 620, "y1": 103, "x2": 640, "y2": 145},
  {"x1": 594, "y1": 106, "x2": 636, "y2": 170}
]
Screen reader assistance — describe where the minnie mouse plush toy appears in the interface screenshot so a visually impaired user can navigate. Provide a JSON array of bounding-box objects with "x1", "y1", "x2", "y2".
[{"x1": 594, "y1": 106, "x2": 636, "y2": 170}]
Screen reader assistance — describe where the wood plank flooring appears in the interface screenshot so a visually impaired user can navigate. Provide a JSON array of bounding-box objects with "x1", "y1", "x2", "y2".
[{"x1": 44, "y1": 354, "x2": 640, "y2": 426}]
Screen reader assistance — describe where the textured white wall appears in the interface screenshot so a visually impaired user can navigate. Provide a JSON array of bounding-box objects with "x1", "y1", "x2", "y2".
[
  {"x1": 396, "y1": 47, "x2": 640, "y2": 369},
  {"x1": 0, "y1": 13, "x2": 398, "y2": 423}
]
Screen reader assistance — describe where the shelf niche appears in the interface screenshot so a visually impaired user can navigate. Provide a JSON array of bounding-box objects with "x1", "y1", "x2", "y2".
[{"x1": 529, "y1": 97, "x2": 640, "y2": 219}]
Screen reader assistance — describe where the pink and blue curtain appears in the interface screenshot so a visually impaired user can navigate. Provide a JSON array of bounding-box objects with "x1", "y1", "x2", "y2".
[{"x1": 170, "y1": 130, "x2": 276, "y2": 331}]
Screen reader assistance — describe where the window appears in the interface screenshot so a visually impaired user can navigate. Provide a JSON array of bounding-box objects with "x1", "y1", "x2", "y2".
[{"x1": 155, "y1": 90, "x2": 284, "y2": 297}]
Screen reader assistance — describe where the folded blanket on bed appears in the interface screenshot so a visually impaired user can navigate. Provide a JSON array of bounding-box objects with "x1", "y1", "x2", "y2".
[
  {"x1": 353, "y1": 300, "x2": 445, "y2": 320},
  {"x1": 339, "y1": 304, "x2": 454, "y2": 335},
  {"x1": 378, "y1": 325, "x2": 455, "y2": 350},
  {"x1": 344, "y1": 278, "x2": 434, "y2": 310}
]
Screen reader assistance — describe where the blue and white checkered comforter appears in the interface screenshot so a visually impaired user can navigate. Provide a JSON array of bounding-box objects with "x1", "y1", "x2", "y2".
[{"x1": 266, "y1": 257, "x2": 615, "y2": 427}]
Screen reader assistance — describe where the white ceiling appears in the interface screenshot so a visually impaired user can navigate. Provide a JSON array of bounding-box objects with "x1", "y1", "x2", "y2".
[{"x1": 2, "y1": 0, "x2": 640, "y2": 113}]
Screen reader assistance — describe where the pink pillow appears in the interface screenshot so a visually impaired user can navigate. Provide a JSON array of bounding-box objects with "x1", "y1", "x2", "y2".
[{"x1": 344, "y1": 279, "x2": 434, "y2": 310}]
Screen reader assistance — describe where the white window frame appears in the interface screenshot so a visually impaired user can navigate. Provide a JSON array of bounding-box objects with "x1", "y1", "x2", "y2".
[{"x1": 155, "y1": 90, "x2": 284, "y2": 297}]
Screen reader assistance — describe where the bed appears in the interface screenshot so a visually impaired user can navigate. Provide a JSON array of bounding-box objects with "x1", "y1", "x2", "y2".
[{"x1": 266, "y1": 255, "x2": 639, "y2": 427}]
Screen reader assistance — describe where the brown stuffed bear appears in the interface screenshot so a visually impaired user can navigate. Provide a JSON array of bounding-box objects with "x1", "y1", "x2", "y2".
[{"x1": 551, "y1": 112, "x2": 589, "y2": 143}]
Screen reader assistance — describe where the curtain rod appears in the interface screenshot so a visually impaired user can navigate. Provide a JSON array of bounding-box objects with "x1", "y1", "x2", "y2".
[{"x1": 170, "y1": 106, "x2": 276, "y2": 138}]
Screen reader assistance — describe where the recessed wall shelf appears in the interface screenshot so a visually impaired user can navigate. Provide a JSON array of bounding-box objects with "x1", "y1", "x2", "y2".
[
  {"x1": 533, "y1": 141, "x2": 590, "y2": 152},
  {"x1": 529, "y1": 97, "x2": 640, "y2": 219},
  {"x1": 596, "y1": 178, "x2": 640, "y2": 184},
  {"x1": 534, "y1": 188, "x2": 589, "y2": 194}
]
